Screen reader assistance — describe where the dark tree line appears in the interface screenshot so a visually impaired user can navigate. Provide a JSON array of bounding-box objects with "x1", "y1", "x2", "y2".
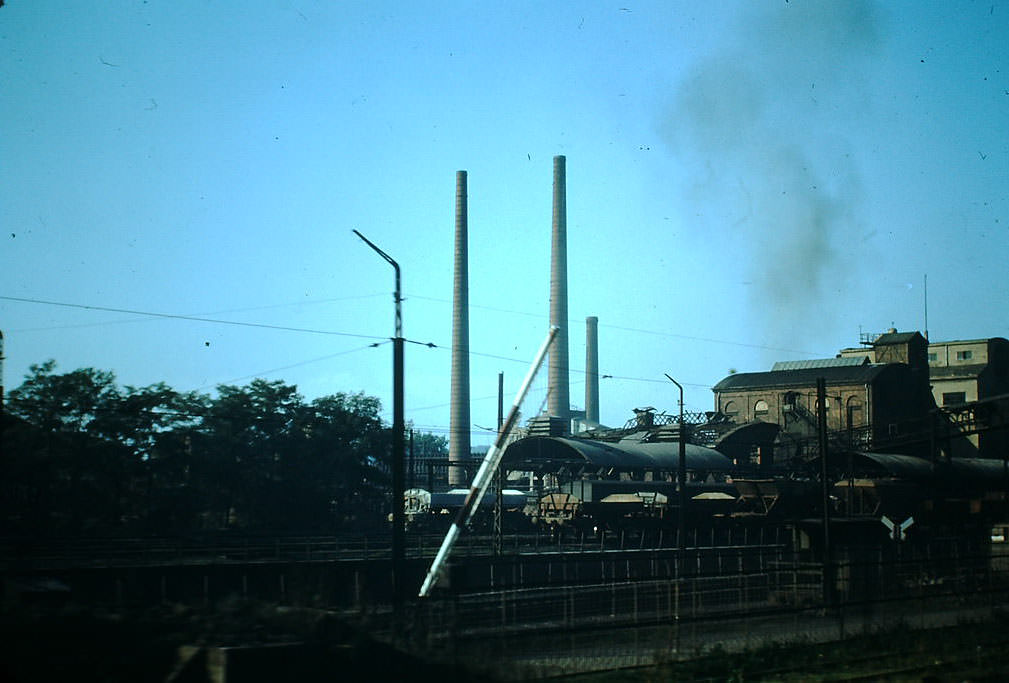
[{"x1": 0, "y1": 361, "x2": 446, "y2": 537}]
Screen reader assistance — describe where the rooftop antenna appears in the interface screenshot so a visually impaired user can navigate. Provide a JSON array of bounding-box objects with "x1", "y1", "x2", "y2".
[{"x1": 923, "y1": 274, "x2": 929, "y2": 341}]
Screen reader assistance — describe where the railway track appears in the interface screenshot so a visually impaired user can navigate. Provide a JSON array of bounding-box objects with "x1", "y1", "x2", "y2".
[{"x1": 625, "y1": 632, "x2": 1009, "y2": 682}]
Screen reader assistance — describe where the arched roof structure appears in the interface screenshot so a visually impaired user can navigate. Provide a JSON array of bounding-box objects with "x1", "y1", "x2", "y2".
[
  {"x1": 502, "y1": 436, "x2": 733, "y2": 473},
  {"x1": 853, "y1": 452, "x2": 1009, "y2": 489}
]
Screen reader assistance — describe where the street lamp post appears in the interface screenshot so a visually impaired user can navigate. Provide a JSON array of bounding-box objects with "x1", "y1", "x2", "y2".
[
  {"x1": 664, "y1": 374, "x2": 687, "y2": 550},
  {"x1": 816, "y1": 377, "x2": 833, "y2": 608},
  {"x1": 353, "y1": 230, "x2": 405, "y2": 614}
]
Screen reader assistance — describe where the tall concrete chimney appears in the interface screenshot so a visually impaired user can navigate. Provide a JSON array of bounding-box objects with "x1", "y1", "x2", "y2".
[
  {"x1": 0, "y1": 329, "x2": 5, "y2": 413},
  {"x1": 449, "y1": 170, "x2": 469, "y2": 486},
  {"x1": 585, "y1": 316, "x2": 599, "y2": 424},
  {"x1": 547, "y1": 155, "x2": 570, "y2": 419}
]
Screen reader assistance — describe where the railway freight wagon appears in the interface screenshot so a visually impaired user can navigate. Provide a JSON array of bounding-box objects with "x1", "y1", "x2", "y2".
[
  {"x1": 833, "y1": 452, "x2": 1009, "y2": 528},
  {"x1": 504, "y1": 436, "x2": 738, "y2": 532},
  {"x1": 403, "y1": 488, "x2": 530, "y2": 531},
  {"x1": 534, "y1": 479, "x2": 737, "y2": 532}
]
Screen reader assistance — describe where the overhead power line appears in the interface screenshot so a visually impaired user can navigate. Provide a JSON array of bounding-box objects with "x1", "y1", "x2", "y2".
[
  {"x1": 5, "y1": 291, "x2": 832, "y2": 357},
  {"x1": 3, "y1": 294, "x2": 716, "y2": 405},
  {"x1": 402, "y1": 338, "x2": 712, "y2": 404},
  {"x1": 0, "y1": 295, "x2": 386, "y2": 341},
  {"x1": 406, "y1": 292, "x2": 829, "y2": 357},
  {"x1": 4, "y1": 292, "x2": 827, "y2": 357},
  {"x1": 8, "y1": 293, "x2": 390, "y2": 333},
  {"x1": 195, "y1": 342, "x2": 390, "y2": 391}
]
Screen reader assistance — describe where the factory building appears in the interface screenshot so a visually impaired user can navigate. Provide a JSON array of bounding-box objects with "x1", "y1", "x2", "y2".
[
  {"x1": 840, "y1": 333, "x2": 1009, "y2": 408},
  {"x1": 715, "y1": 330, "x2": 1009, "y2": 461},
  {"x1": 925, "y1": 337, "x2": 1009, "y2": 407},
  {"x1": 840, "y1": 333, "x2": 1009, "y2": 456},
  {"x1": 925, "y1": 337, "x2": 1009, "y2": 457},
  {"x1": 712, "y1": 331, "x2": 936, "y2": 460}
]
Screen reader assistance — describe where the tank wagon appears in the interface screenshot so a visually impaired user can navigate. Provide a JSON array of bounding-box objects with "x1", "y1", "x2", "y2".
[{"x1": 404, "y1": 487, "x2": 529, "y2": 531}]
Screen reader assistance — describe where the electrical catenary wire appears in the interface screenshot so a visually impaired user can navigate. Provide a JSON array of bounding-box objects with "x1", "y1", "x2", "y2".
[
  {"x1": 3, "y1": 291, "x2": 837, "y2": 359},
  {"x1": 404, "y1": 292, "x2": 832, "y2": 357},
  {"x1": 401, "y1": 340, "x2": 712, "y2": 411},
  {"x1": 0, "y1": 295, "x2": 387, "y2": 341},
  {"x1": 3, "y1": 294, "x2": 727, "y2": 428},
  {"x1": 2, "y1": 293, "x2": 789, "y2": 388},
  {"x1": 193, "y1": 341, "x2": 391, "y2": 391},
  {"x1": 6, "y1": 293, "x2": 390, "y2": 333}
]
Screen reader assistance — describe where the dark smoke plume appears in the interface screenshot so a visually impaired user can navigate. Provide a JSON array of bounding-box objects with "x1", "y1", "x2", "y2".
[{"x1": 661, "y1": 2, "x2": 879, "y2": 355}]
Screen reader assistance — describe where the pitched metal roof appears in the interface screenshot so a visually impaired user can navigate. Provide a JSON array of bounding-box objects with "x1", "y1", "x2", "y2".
[
  {"x1": 873, "y1": 331, "x2": 924, "y2": 345},
  {"x1": 712, "y1": 363, "x2": 895, "y2": 392},
  {"x1": 771, "y1": 357, "x2": 869, "y2": 372}
]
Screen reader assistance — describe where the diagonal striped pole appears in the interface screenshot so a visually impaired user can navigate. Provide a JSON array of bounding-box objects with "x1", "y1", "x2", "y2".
[{"x1": 419, "y1": 326, "x2": 558, "y2": 597}]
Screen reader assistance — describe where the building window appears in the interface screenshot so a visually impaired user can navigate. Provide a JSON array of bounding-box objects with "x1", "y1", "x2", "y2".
[
  {"x1": 956, "y1": 350, "x2": 973, "y2": 361},
  {"x1": 722, "y1": 401, "x2": 738, "y2": 417},
  {"x1": 753, "y1": 400, "x2": 769, "y2": 416},
  {"x1": 927, "y1": 352, "x2": 937, "y2": 362},
  {"x1": 942, "y1": 391, "x2": 966, "y2": 406},
  {"x1": 846, "y1": 398, "x2": 863, "y2": 428}
]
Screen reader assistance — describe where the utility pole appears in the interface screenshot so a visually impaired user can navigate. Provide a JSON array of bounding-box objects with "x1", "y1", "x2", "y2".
[
  {"x1": 0, "y1": 330, "x2": 4, "y2": 464},
  {"x1": 664, "y1": 374, "x2": 687, "y2": 550},
  {"x1": 816, "y1": 377, "x2": 833, "y2": 608},
  {"x1": 408, "y1": 430, "x2": 415, "y2": 492},
  {"x1": 664, "y1": 372, "x2": 686, "y2": 656},
  {"x1": 494, "y1": 372, "x2": 504, "y2": 555},
  {"x1": 353, "y1": 230, "x2": 405, "y2": 615}
]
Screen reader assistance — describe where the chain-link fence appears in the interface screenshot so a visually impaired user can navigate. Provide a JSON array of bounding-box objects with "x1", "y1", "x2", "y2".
[{"x1": 399, "y1": 535, "x2": 1009, "y2": 678}]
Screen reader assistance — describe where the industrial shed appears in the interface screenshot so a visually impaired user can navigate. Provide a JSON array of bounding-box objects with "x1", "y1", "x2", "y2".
[
  {"x1": 502, "y1": 436, "x2": 733, "y2": 474},
  {"x1": 852, "y1": 452, "x2": 1009, "y2": 490},
  {"x1": 835, "y1": 452, "x2": 1009, "y2": 522}
]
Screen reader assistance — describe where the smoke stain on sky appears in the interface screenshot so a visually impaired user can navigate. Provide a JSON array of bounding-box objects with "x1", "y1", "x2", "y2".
[
  {"x1": 2, "y1": 2, "x2": 1007, "y2": 435},
  {"x1": 660, "y1": 2, "x2": 880, "y2": 361}
]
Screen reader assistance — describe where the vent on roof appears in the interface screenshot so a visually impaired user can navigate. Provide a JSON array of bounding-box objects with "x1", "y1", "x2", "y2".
[{"x1": 528, "y1": 415, "x2": 567, "y2": 437}]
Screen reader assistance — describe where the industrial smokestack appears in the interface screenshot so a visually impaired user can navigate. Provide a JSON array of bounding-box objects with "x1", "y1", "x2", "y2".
[
  {"x1": 585, "y1": 316, "x2": 599, "y2": 424},
  {"x1": 449, "y1": 171, "x2": 470, "y2": 486},
  {"x1": 547, "y1": 155, "x2": 570, "y2": 419},
  {"x1": 0, "y1": 329, "x2": 4, "y2": 414}
]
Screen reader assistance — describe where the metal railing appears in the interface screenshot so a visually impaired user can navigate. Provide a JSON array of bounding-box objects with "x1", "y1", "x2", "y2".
[{"x1": 404, "y1": 536, "x2": 1009, "y2": 677}]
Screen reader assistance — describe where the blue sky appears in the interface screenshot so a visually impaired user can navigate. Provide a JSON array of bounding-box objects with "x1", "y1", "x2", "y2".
[{"x1": 2, "y1": 1, "x2": 1007, "y2": 446}]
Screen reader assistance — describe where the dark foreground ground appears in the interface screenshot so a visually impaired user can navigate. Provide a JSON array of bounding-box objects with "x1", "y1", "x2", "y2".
[
  {"x1": 568, "y1": 616, "x2": 1009, "y2": 682},
  {"x1": 4, "y1": 601, "x2": 1009, "y2": 682},
  {"x1": 0, "y1": 601, "x2": 472, "y2": 683}
]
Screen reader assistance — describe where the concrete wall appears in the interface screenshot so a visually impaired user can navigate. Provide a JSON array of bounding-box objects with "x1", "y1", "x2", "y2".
[{"x1": 928, "y1": 340, "x2": 991, "y2": 368}]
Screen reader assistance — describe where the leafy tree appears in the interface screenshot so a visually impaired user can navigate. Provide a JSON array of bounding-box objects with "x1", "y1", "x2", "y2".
[
  {"x1": 5, "y1": 361, "x2": 129, "y2": 534},
  {"x1": 8, "y1": 360, "x2": 119, "y2": 433},
  {"x1": 195, "y1": 379, "x2": 305, "y2": 529},
  {"x1": 2, "y1": 363, "x2": 395, "y2": 536},
  {"x1": 409, "y1": 430, "x2": 448, "y2": 462},
  {"x1": 191, "y1": 380, "x2": 391, "y2": 532},
  {"x1": 406, "y1": 429, "x2": 448, "y2": 489},
  {"x1": 302, "y1": 392, "x2": 389, "y2": 530},
  {"x1": 111, "y1": 384, "x2": 209, "y2": 533}
]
